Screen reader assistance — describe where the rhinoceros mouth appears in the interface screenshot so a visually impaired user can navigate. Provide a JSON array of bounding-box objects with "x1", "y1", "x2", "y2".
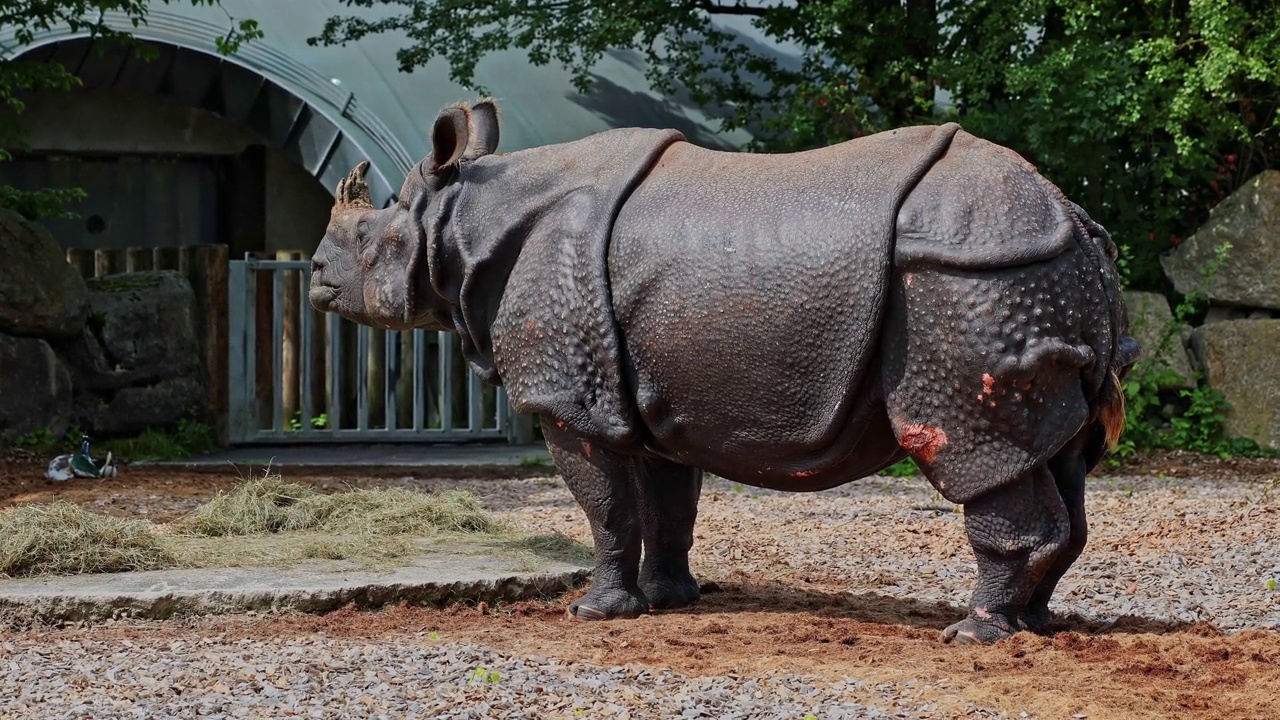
[{"x1": 308, "y1": 284, "x2": 339, "y2": 311}]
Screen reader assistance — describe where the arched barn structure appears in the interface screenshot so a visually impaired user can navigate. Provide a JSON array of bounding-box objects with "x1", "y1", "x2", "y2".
[{"x1": 0, "y1": 1, "x2": 788, "y2": 447}]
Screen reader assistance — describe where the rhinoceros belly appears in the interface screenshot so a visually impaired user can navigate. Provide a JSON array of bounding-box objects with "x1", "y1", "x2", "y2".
[{"x1": 608, "y1": 129, "x2": 957, "y2": 486}]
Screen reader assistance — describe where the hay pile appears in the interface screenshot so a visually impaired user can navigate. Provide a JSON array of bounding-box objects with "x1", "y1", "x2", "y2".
[
  {"x1": 0, "y1": 473, "x2": 556, "y2": 579},
  {"x1": 171, "y1": 475, "x2": 504, "y2": 537},
  {"x1": 0, "y1": 502, "x2": 174, "y2": 578}
]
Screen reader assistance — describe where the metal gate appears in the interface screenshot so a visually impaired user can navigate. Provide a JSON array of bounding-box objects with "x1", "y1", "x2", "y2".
[{"x1": 227, "y1": 255, "x2": 514, "y2": 444}]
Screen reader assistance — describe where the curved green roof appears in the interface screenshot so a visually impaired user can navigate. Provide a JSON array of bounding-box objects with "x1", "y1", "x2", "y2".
[{"x1": 0, "y1": 0, "x2": 800, "y2": 203}]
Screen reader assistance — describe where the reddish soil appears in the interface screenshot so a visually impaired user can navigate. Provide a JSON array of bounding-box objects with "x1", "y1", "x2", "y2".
[{"x1": 3, "y1": 449, "x2": 1279, "y2": 719}]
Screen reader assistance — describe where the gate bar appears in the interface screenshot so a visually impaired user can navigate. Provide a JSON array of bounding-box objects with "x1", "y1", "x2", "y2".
[{"x1": 412, "y1": 329, "x2": 426, "y2": 431}]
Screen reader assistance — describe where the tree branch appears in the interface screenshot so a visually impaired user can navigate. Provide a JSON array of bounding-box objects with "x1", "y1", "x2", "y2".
[{"x1": 697, "y1": 1, "x2": 770, "y2": 17}]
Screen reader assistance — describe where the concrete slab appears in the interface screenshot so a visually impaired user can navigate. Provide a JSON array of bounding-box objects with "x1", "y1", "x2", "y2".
[
  {"x1": 0, "y1": 548, "x2": 588, "y2": 625},
  {"x1": 142, "y1": 443, "x2": 552, "y2": 470}
]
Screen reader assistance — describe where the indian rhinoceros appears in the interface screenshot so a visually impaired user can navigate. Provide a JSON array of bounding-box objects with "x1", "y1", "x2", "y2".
[{"x1": 308, "y1": 98, "x2": 1141, "y2": 645}]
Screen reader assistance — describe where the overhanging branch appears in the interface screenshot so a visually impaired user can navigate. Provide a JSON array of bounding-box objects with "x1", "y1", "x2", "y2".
[{"x1": 697, "y1": 1, "x2": 771, "y2": 17}]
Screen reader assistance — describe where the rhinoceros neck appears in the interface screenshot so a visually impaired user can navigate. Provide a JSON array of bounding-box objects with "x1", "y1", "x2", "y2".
[
  {"x1": 424, "y1": 128, "x2": 687, "y2": 425},
  {"x1": 427, "y1": 144, "x2": 622, "y2": 383}
]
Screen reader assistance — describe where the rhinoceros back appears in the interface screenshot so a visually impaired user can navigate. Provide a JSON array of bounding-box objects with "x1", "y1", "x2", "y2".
[{"x1": 608, "y1": 124, "x2": 960, "y2": 481}]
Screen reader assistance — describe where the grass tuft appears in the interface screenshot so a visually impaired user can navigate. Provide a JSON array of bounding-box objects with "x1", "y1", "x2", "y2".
[{"x1": 0, "y1": 502, "x2": 175, "y2": 578}]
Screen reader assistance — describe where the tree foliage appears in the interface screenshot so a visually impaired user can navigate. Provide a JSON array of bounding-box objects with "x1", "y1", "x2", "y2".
[
  {"x1": 0, "y1": 0, "x2": 261, "y2": 220},
  {"x1": 313, "y1": 0, "x2": 1279, "y2": 290}
]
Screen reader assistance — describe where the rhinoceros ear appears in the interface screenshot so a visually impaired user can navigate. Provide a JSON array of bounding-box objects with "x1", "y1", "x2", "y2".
[
  {"x1": 429, "y1": 104, "x2": 471, "y2": 174},
  {"x1": 464, "y1": 97, "x2": 500, "y2": 160}
]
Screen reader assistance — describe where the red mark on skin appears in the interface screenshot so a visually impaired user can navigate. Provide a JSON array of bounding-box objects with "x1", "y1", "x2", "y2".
[
  {"x1": 579, "y1": 440, "x2": 592, "y2": 458},
  {"x1": 975, "y1": 606, "x2": 991, "y2": 619},
  {"x1": 791, "y1": 469, "x2": 818, "y2": 478},
  {"x1": 555, "y1": 420, "x2": 566, "y2": 429},
  {"x1": 904, "y1": 273, "x2": 915, "y2": 288},
  {"x1": 982, "y1": 373, "x2": 995, "y2": 396},
  {"x1": 898, "y1": 424, "x2": 949, "y2": 464}
]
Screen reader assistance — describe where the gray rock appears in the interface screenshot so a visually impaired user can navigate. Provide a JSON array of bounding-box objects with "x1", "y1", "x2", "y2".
[
  {"x1": 1203, "y1": 306, "x2": 1251, "y2": 324},
  {"x1": 0, "y1": 333, "x2": 72, "y2": 445},
  {"x1": 74, "y1": 377, "x2": 208, "y2": 438},
  {"x1": 54, "y1": 271, "x2": 208, "y2": 435},
  {"x1": 0, "y1": 208, "x2": 89, "y2": 338},
  {"x1": 1121, "y1": 291, "x2": 1195, "y2": 389},
  {"x1": 1189, "y1": 319, "x2": 1280, "y2": 448},
  {"x1": 1161, "y1": 170, "x2": 1280, "y2": 309}
]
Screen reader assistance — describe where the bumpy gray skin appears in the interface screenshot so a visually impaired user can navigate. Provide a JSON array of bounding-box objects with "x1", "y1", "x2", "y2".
[{"x1": 310, "y1": 99, "x2": 1141, "y2": 645}]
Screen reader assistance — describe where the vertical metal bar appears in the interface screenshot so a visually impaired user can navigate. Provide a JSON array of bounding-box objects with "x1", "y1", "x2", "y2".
[
  {"x1": 356, "y1": 324, "x2": 369, "y2": 431},
  {"x1": 299, "y1": 267, "x2": 313, "y2": 436},
  {"x1": 227, "y1": 260, "x2": 249, "y2": 443},
  {"x1": 327, "y1": 312, "x2": 342, "y2": 432},
  {"x1": 468, "y1": 369, "x2": 483, "y2": 433},
  {"x1": 271, "y1": 268, "x2": 285, "y2": 436},
  {"x1": 412, "y1": 329, "x2": 426, "y2": 431},
  {"x1": 438, "y1": 331, "x2": 453, "y2": 431},
  {"x1": 496, "y1": 387, "x2": 508, "y2": 434},
  {"x1": 384, "y1": 330, "x2": 398, "y2": 431}
]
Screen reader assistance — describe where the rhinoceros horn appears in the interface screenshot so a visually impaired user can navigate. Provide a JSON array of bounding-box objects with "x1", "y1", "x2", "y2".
[{"x1": 334, "y1": 160, "x2": 373, "y2": 210}]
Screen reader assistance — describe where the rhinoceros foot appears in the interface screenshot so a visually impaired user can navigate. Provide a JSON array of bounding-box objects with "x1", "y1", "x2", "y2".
[
  {"x1": 639, "y1": 566, "x2": 700, "y2": 610},
  {"x1": 942, "y1": 613, "x2": 1024, "y2": 645},
  {"x1": 568, "y1": 586, "x2": 650, "y2": 621}
]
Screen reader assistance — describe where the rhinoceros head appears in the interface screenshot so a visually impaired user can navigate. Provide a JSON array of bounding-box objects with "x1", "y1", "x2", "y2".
[{"x1": 308, "y1": 99, "x2": 501, "y2": 330}]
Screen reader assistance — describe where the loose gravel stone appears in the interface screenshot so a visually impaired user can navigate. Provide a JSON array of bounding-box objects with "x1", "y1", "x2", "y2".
[{"x1": 0, "y1": 634, "x2": 1011, "y2": 719}]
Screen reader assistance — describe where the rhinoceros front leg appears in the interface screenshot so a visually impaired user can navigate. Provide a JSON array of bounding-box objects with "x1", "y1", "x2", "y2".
[
  {"x1": 945, "y1": 465, "x2": 1070, "y2": 644},
  {"x1": 542, "y1": 418, "x2": 649, "y2": 620},
  {"x1": 636, "y1": 458, "x2": 702, "y2": 610}
]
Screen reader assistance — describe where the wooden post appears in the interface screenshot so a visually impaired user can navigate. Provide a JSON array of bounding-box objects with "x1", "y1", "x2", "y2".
[
  {"x1": 368, "y1": 327, "x2": 386, "y2": 428},
  {"x1": 192, "y1": 244, "x2": 230, "y2": 445},
  {"x1": 153, "y1": 247, "x2": 182, "y2": 272},
  {"x1": 308, "y1": 294, "x2": 329, "y2": 430},
  {"x1": 66, "y1": 248, "x2": 93, "y2": 279},
  {"x1": 93, "y1": 249, "x2": 118, "y2": 278},
  {"x1": 125, "y1": 246, "x2": 153, "y2": 273},
  {"x1": 396, "y1": 333, "x2": 414, "y2": 429},
  {"x1": 277, "y1": 251, "x2": 302, "y2": 429}
]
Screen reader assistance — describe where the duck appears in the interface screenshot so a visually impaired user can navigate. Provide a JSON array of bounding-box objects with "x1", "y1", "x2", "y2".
[{"x1": 45, "y1": 435, "x2": 118, "y2": 482}]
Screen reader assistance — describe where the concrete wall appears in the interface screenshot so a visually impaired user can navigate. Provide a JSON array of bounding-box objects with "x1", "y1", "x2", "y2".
[{"x1": 3, "y1": 89, "x2": 333, "y2": 254}]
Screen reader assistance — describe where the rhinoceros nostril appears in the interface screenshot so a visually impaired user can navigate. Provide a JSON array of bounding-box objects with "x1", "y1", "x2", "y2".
[{"x1": 311, "y1": 258, "x2": 325, "y2": 274}]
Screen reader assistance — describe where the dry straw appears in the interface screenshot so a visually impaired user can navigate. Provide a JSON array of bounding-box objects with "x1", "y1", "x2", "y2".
[{"x1": 0, "y1": 472, "x2": 586, "y2": 579}]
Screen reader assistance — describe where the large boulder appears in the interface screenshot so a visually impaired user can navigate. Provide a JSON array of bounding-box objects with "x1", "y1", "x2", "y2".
[
  {"x1": 1121, "y1": 291, "x2": 1195, "y2": 389},
  {"x1": 54, "y1": 271, "x2": 208, "y2": 436},
  {"x1": 1189, "y1": 319, "x2": 1280, "y2": 449},
  {"x1": 1161, "y1": 170, "x2": 1280, "y2": 310},
  {"x1": 0, "y1": 207, "x2": 90, "y2": 338},
  {"x1": 0, "y1": 332, "x2": 73, "y2": 446}
]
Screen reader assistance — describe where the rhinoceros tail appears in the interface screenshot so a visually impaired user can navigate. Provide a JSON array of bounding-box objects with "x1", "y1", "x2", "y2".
[
  {"x1": 1100, "y1": 331, "x2": 1142, "y2": 448},
  {"x1": 1098, "y1": 368, "x2": 1126, "y2": 450}
]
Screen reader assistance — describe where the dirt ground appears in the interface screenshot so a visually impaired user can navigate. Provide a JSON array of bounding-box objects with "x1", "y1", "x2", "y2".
[{"x1": 2, "y1": 450, "x2": 1279, "y2": 719}]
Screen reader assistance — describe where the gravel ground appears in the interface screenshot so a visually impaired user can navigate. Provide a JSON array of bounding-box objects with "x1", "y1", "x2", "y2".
[
  {"x1": 2, "y1": 454, "x2": 1277, "y2": 718},
  {"x1": 492, "y1": 471, "x2": 1280, "y2": 634},
  {"x1": 0, "y1": 633, "x2": 1008, "y2": 719}
]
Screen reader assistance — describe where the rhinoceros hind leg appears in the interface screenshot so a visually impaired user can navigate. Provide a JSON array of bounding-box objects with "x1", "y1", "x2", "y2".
[
  {"x1": 543, "y1": 417, "x2": 650, "y2": 621},
  {"x1": 944, "y1": 464, "x2": 1070, "y2": 644},
  {"x1": 1024, "y1": 431, "x2": 1092, "y2": 632},
  {"x1": 637, "y1": 459, "x2": 703, "y2": 610}
]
